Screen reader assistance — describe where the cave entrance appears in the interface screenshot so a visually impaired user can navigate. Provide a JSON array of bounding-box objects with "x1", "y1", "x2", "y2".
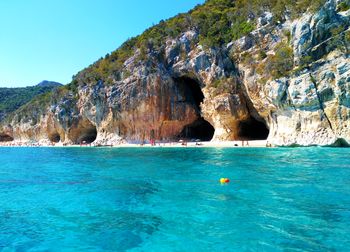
[
  {"x1": 0, "y1": 133, "x2": 14, "y2": 142},
  {"x1": 77, "y1": 125, "x2": 97, "y2": 144},
  {"x1": 237, "y1": 116, "x2": 269, "y2": 140},
  {"x1": 179, "y1": 118, "x2": 215, "y2": 141},
  {"x1": 174, "y1": 77, "x2": 215, "y2": 141},
  {"x1": 48, "y1": 133, "x2": 60, "y2": 143}
]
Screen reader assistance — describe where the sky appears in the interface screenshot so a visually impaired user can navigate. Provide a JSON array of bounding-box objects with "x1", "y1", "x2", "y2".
[{"x1": 0, "y1": 0, "x2": 205, "y2": 87}]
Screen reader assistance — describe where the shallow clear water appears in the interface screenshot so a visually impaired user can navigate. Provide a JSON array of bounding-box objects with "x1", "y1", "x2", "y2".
[{"x1": 0, "y1": 147, "x2": 349, "y2": 251}]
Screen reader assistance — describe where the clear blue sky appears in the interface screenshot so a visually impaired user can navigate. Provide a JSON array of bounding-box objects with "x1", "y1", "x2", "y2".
[{"x1": 0, "y1": 0, "x2": 205, "y2": 87}]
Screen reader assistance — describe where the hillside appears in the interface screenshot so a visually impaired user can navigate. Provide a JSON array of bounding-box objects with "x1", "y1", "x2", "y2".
[
  {"x1": 0, "y1": 81, "x2": 62, "y2": 122},
  {"x1": 75, "y1": 0, "x2": 328, "y2": 84},
  {"x1": 1, "y1": 0, "x2": 350, "y2": 146}
]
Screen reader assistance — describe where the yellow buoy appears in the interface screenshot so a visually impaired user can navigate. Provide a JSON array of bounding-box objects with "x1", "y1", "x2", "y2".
[{"x1": 220, "y1": 178, "x2": 230, "y2": 184}]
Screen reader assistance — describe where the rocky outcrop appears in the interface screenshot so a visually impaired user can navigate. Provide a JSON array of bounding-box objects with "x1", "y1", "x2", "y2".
[
  {"x1": 256, "y1": 53, "x2": 350, "y2": 146},
  {"x1": 1, "y1": 0, "x2": 349, "y2": 146},
  {"x1": 237, "y1": 0, "x2": 350, "y2": 146}
]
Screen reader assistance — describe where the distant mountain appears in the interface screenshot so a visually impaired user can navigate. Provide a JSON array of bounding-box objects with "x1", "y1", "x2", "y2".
[
  {"x1": 0, "y1": 81, "x2": 62, "y2": 122},
  {"x1": 36, "y1": 80, "x2": 62, "y2": 88}
]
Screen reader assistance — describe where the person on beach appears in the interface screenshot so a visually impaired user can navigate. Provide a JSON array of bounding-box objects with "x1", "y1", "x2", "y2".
[
  {"x1": 241, "y1": 140, "x2": 249, "y2": 146},
  {"x1": 266, "y1": 141, "x2": 272, "y2": 147}
]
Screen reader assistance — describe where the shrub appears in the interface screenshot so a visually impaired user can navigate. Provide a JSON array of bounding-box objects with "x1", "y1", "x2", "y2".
[
  {"x1": 337, "y1": 1, "x2": 350, "y2": 12},
  {"x1": 272, "y1": 43, "x2": 294, "y2": 78},
  {"x1": 265, "y1": 42, "x2": 294, "y2": 79},
  {"x1": 258, "y1": 50, "x2": 267, "y2": 60},
  {"x1": 71, "y1": 0, "x2": 327, "y2": 85}
]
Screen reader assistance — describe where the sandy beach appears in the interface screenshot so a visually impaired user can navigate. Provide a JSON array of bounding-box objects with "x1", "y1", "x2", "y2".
[
  {"x1": 111, "y1": 140, "x2": 269, "y2": 148},
  {"x1": 0, "y1": 140, "x2": 270, "y2": 148}
]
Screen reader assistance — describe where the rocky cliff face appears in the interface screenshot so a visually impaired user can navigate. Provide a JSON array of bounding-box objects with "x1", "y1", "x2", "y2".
[
  {"x1": 1, "y1": 0, "x2": 349, "y2": 146},
  {"x1": 238, "y1": 0, "x2": 350, "y2": 146}
]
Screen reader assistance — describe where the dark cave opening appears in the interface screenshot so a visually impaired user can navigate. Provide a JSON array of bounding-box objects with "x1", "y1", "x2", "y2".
[
  {"x1": 0, "y1": 134, "x2": 14, "y2": 142},
  {"x1": 179, "y1": 118, "x2": 215, "y2": 141},
  {"x1": 77, "y1": 126, "x2": 97, "y2": 144},
  {"x1": 174, "y1": 77, "x2": 215, "y2": 141},
  {"x1": 174, "y1": 77, "x2": 204, "y2": 111},
  {"x1": 237, "y1": 116, "x2": 269, "y2": 140},
  {"x1": 48, "y1": 132, "x2": 60, "y2": 143},
  {"x1": 331, "y1": 138, "x2": 350, "y2": 147}
]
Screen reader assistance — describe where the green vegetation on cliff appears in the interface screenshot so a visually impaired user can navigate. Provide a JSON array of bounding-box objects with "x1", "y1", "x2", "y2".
[
  {"x1": 0, "y1": 81, "x2": 62, "y2": 122},
  {"x1": 337, "y1": 1, "x2": 350, "y2": 12},
  {"x1": 257, "y1": 42, "x2": 294, "y2": 79},
  {"x1": 7, "y1": 81, "x2": 79, "y2": 125},
  {"x1": 78, "y1": 0, "x2": 326, "y2": 84}
]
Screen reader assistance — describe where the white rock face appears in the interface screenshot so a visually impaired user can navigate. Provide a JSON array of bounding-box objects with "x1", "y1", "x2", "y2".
[
  {"x1": 239, "y1": 0, "x2": 350, "y2": 146},
  {"x1": 245, "y1": 51, "x2": 350, "y2": 146}
]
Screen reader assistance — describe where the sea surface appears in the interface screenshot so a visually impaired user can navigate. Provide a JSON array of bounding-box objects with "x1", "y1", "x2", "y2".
[{"x1": 0, "y1": 147, "x2": 349, "y2": 251}]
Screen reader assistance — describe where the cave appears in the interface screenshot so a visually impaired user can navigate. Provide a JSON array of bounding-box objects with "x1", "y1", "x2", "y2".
[
  {"x1": 174, "y1": 77, "x2": 215, "y2": 141},
  {"x1": 237, "y1": 116, "x2": 269, "y2": 140},
  {"x1": 174, "y1": 77, "x2": 204, "y2": 111},
  {"x1": 48, "y1": 132, "x2": 60, "y2": 143},
  {"x1": 0, "y1": 133, "x2": 14, "y2": 142},
  {"x1": 331, "y1": 138, "x2": 349, "y2": 147},
  {"x1": 77, "y1": 126, "x2": 97, "y2": 144},
  {"x1": 179, "y1": 118, "x2": 215, "y2": 141},
  {"x1": 68, "y1": 119, "x2": 99, "y2": 145}
]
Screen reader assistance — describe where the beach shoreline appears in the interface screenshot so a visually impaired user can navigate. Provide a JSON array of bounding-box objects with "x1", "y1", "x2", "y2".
[{"x1": 0, "y1": 140, "x2": 271, "y2": 148}]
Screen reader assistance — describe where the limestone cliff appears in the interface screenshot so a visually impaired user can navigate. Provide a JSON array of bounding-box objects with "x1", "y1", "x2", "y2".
[
  {"x1": 237, "y1": 0, "x2": 350, "y2": 146},
  {"x1": 1, "y1": 0, "x2": 349, "y2": 146}
]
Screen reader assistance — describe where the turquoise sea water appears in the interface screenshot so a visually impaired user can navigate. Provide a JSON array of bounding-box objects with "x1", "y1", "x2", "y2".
[{"x1": 0, "y1": 147, "x2": 349, "y2": 251}]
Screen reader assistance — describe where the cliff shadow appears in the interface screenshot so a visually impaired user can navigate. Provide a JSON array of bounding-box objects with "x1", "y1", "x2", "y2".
[{"x1": 173, "y1": 77, "x2": 215, "y2": 141}]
